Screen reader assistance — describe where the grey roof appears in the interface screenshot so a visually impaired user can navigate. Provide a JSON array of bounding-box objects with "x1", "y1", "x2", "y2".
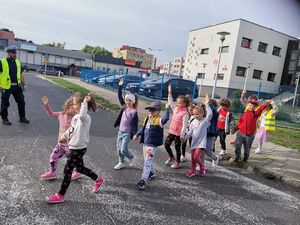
[{"x1": 8, "y1": 40, "x2": 93, "y2": 60}]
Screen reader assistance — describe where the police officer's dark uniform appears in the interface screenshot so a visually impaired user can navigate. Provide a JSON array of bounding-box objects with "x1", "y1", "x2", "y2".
[{"x1": 0, "y1": 46, "x2": 29, "y2": 125}]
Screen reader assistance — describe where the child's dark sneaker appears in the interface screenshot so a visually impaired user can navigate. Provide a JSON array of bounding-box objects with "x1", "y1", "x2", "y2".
[
  {"x1": 137, "y1": 179, "x2": 146, "y2": 190},
  {"x1": 147, "y1": 171, "x2": 155, "y2": 181}
]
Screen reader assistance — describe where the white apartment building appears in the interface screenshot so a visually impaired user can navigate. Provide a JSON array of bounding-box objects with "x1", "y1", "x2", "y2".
[
  {"x1": 161, "y1": 57, "x2": 185, "y2": 77},
  {"x1": 183, "y1": 19, "x2": 298, "y2": 98},
  {"x1": 170, "y1": 57, "x2": 185, "y2": 77}
]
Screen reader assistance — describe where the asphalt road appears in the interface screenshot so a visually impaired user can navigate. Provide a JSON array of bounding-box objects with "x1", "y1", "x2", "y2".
[{"x1": 0, "y1": 74, "x2": 299, "y2": 225}]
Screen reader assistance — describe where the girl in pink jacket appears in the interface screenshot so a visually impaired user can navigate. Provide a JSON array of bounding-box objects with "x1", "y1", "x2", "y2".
[
  {"x1": 165, "y1": 85, "x2": 190, "y2": 169},
  {"x1": 40, "y1": 96, "x2": 80, "y2": 181}
]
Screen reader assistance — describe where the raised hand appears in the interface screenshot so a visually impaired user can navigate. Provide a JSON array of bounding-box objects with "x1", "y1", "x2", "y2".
[
  {"x1": 204, "y1": 93, "x2": 209, "y2": 105},
  {"x1": 119, "y1": 78, "x2": 124, "y2": 86},
  {"x1": 168, "y1": 84, "x2": 172, "y2": 94},
  {"x1": 41, "y1": 96, "x2": 48, "y2": 105}
]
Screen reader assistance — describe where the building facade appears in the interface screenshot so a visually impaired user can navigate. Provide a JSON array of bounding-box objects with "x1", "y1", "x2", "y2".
[
  {"x1": 161, "y1": 57, "x2": 185, "y2": 77},
  {"x1": 183, "y1": 19, "x2": 298, "y2": 98},
  {"x1": 113, "y1": 45, "x2": 155, "y2": 69},
  {"x1": 0, "y1": 29, "x2": 143, "y2": 75}
]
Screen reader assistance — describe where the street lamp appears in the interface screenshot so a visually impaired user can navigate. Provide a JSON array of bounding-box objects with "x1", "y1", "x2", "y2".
[
  {"x1": 243, "y1": 63, "x2": 253, "y2": 91},
  {"x1": 199, "y1": 63, "x2": 207, "y2": 97},
  {"x1": 211, "y1": 31, "x2": 230, "y2": 98}
]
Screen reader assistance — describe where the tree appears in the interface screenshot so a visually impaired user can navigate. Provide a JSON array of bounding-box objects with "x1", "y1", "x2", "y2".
[
  {"x1": 81, "y1": 45, "x2": 112, "y2": 56},
  {"x1": 43, "y1": 42, "x2": 66, "y2": 49}
]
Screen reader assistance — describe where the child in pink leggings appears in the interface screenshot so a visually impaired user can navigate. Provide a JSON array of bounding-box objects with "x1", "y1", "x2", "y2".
[
  {"x1": 184, "y1": 94, "x2": 213, "y2": 177},
  {"x1": 40, "y1": 96, "x2": 81, "y2": 180}
]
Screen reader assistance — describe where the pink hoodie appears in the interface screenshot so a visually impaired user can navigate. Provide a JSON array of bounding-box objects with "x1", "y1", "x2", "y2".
[{"x1": 44, "y1": 103, "x2": 73, "y2": 140}]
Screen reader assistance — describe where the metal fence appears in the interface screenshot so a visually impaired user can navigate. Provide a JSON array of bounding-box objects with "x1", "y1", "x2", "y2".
[{"x1": 80, "y1": 69, "x2": 199, "y2": 102}]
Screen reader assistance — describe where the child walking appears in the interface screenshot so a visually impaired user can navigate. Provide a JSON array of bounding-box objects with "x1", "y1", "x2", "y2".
[
  {"x1": 181, "y1": 100, "x2": 197, "y2": 162},
  {"x1": 113, "y1": 78, "x2": 138, "y2": 170},
  {"x1": 165, "y1": 84, "x2": 189, "y2": 169},
  {"x1": 255, "y1": 100, "x2": 277, "y2": 154},
  {"x1": 200, "y1": 98, "x2": 219, "y2": 166},
  {"x1": 133, "y1": 101, "x2": 170, "y2": 190},
  {"x1": 216, "y1": 98, "x2": 233, "y2": 156},
  {"x1": 40, "y1": 96, "x2": 81, "y2": 181},
  {"x1": 234, "y1": 96, "x2": 270, "y2": 164},
  {"x1": 47, "y1": 93, "x2": 105, "y2": 204},
  {"x1": 185, "y1": 94, "x2": 213, "y2": 177}
]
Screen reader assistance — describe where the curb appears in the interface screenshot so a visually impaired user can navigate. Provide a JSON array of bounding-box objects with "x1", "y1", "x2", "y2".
[{"x1": 225, "y1": 153, "x2": 300, "y2": 190}]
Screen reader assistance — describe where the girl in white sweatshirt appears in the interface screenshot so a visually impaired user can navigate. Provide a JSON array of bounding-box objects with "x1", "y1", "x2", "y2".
[{"x1": 47, "y1": 93, "x2": 105, "y2": 204}]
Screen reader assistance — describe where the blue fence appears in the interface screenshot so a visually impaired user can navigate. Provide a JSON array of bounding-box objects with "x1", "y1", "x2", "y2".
[{"x1": 80, "y1": 69, "x2": 198, "y2": 102}]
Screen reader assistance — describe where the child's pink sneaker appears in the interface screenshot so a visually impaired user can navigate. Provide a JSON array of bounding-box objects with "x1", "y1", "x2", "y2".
[
  {"x1": 199, "y1": 165, "x2": 206, "y2": 177},
  {"x1": 47, "y1": 193, "x2": 65, "y2": 204},
  {"x1": 93, "y1": 177, "x2": 105, "y2": 193},
  {"x1": 171, "y1": 161, "x2": 181, "y2": 169},
  {"x1": 186, "y1": 169, "x2": 196, "y2": 177},
  {"x1": 165, "y1": 157, "x2": 175, "y2": 166},
  {"x1": 71, "y1": 171, "x2": 82, "y2": 181},
  {"x1": 40, "y1": 171, "x2": 56, "y2": 180}
]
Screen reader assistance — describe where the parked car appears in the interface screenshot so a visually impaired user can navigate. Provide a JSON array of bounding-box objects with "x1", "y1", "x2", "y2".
[
  {"x1": 141, "y1": 78, "x2": 198, "y2": 99},
  {"x1": 125, "y1": 78, "x2": 160, "y2": 94},
  {"x1": 98, "y1": 74, "x2": 145, "y2": 88},
  {"x1": 38, "y1": 67, "x2": 61, "y2": 76}
]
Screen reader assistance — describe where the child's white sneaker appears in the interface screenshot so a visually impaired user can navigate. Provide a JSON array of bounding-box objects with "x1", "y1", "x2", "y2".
[
  {"x1": 128, "y1": 157, "x2": 136, "y2": 167},
  {"x1": 219, "y1": 150, "x2": 226, "y2": 155},
  {"x1": 114, "y1": 162, "x2": 125, "y2": 170},
  {"x1": 212, "y1": 156, "x2": 219, "y2": 167},
  {"x1": 255, "y1": 148, "x2": 262, "y2": 154}
]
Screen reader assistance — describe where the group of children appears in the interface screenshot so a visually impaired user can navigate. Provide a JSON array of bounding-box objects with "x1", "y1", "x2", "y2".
[{"x1": 40, "y1": 78, "x2": 276, "y2": 203}]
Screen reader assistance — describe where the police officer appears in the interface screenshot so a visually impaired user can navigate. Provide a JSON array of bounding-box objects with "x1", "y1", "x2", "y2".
[{"x1": 0, "y1": 46, "x2": 29, "y2": 125}]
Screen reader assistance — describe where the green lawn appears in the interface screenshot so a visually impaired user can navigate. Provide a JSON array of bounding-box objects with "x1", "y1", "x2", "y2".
[
  {"x1": 47, "y1": 77, "x2": 121, "y2": 112},
  {"x1": 268, "y1": 127, "x2": 300, "y2": 151}
]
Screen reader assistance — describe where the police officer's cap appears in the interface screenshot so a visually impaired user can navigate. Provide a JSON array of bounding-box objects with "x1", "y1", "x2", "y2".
[{"x1": 6, "y1": 46, "x2": 17, "y2": 53}]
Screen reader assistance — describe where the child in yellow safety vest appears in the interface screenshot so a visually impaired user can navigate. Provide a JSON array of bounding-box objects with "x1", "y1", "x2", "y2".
[{"x1": 255, "y1": 100, "x2": 277, "y2": 154}]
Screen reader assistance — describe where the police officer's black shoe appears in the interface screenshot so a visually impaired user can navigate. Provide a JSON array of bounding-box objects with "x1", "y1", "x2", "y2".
[
  {"x1": 2, "y1": 119, "x2": 12, "y2": 125},
  {"x1": 19, "y1": 117, "x2": 30, "y2": 123}
]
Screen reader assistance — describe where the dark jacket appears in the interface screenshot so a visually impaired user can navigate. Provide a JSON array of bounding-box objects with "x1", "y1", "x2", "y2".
[
  {"x1": 207, "y1": 103, "x2": 219, "y2": 137},
  {"x1": 113, "y1": 85, "x2": 138, "y2": 139},
  {"x1": 136, "y1": 108, "x2": 169, "y2": 147}
]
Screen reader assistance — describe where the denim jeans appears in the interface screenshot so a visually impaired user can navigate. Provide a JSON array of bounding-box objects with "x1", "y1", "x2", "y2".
[
  {"x1": 117, "y1": 130, "x2": 134, "y2": 163},
  {"x1": 141, "y1": 144, "x2": 157, "y2": 181},
  {"x1": 201, "y1": 136, "x2": 218, "y2": 162},
  {"x1": 235, "y1": 131, "x2": 255, "y2": 160}
]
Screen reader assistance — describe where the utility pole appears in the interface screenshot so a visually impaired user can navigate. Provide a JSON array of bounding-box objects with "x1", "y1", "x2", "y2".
[
  {"x1": 211, "y1": 31, "x2": 230, "y2": 98},
  {"x1": 243, "y1": 63, "x2": 253, "y2": 91},
  {"x1": 292, "y1": 72, "x2": 300, "y2": 107}
]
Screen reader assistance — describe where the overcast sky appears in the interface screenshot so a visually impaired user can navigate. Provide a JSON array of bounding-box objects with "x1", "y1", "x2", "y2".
[{"x1": 1, "y1": 0, "x2": 300, "y2": 64}]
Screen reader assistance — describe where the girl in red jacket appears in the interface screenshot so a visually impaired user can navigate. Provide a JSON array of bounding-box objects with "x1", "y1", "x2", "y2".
[{"x1": 234, "y1": 97, "x2": 270, "y2": 164}]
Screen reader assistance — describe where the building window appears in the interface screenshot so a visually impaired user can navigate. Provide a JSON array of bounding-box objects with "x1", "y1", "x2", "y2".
[
  {"x1": 272, "y1": 46, "x2": 281, "y2": 56},
  {"x1": 236, "y1": 66, "x2": 247, "y2": 77},
  {"x1": 218, "y1": 46, "x2": 229, "y2": 53},
  {"x1": 267, "y1": 72, "x2": 276, "y2": 82},
  {"x1": 241, "y1": 37, "x2": 252, "y2": 48},
  {"x1": 200, "y1": 48, "x2": 209, "y2": 54},
  {"x1": 197, "y1": 73, "x2": 205, "y2": 79},
  {"x1": 253, "y1": 69, "x2": 262, "y2": 79},
  {"x1": 217, "y1": 73, "x2": 224, "y2": 80},
  {"x1": 258, "y1": 42, "x2": 268, "y2": 53}
]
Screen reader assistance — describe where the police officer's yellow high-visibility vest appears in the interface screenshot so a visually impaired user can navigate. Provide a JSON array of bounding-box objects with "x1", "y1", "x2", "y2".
[
  {"x1": 0, "y1": 58, "x2": 21, "y2": 89},
  {"x1": 264, "y1": 109, "x2": 276, "y2": 131}
]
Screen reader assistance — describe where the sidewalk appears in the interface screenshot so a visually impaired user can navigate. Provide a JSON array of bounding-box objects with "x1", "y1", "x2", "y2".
[{"x1": 44, "y1": 75, "x2": 300, "y2": 189}]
